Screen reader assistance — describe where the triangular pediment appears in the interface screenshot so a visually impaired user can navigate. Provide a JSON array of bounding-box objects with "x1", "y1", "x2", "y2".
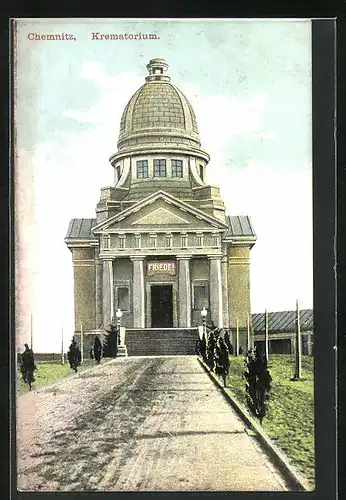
[
  {"x1": 92, "y1": 190, "x2": 227, "y2": 234},
  {"x1": 131, "y1": 207, "x2": 190, "y2": 226}
]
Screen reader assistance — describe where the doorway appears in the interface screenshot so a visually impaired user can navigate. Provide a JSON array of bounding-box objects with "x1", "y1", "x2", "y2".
[{"x1": 151, "y1": 285, "x2": 173, "y2": 328}]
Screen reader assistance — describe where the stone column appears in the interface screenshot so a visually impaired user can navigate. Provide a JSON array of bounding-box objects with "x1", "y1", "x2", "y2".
[
  {"x1": 177, "y1": 255, "x2": 192, "y2": 327},
  {"x1": 102, "y1": 258, "x2": 114, "y2": 328},
  {"x1": 95, "y1": 251, "x2": 103, "y2": 329},
  {"x1": 209, "y1": 255, "x2": 223, "y2": 328},
  {"x1": 130, "y1": 256, "x2": 146, "y2": 328},
  {"x1": 221, "y1": 252, "x2": 229, "y2": 329}
]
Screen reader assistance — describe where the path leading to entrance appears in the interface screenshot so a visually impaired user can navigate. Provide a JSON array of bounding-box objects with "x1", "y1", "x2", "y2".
[{"x1": 17, "y1": 356, "x2": 289, "y2": 492}]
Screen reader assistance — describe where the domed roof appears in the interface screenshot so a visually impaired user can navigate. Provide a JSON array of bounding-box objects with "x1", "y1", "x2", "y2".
[{"x1": 116, "y1": 59, "x2": 203, "y2": 154}]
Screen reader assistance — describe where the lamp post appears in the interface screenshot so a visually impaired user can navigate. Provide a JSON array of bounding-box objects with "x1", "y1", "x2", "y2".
[
  {"x1": 201, "y1": 307, "x2": 207, "y2": 339},
  {"x1": 116, "y1": 308, "x2": 122, "y2": 328},
  {"x1": 116, "y1": 308, "x2": 123, "y2": 347}
]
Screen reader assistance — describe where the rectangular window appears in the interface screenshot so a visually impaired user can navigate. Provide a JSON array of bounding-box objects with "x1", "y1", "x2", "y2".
[
  {"x1": 165, "y1": 233, "x2": 172, "y2": 248},
  {"x1": 149, "y1": 234, "x2": 157, "y2": 248},
  {"x1": 172, "y1": 159, "x2": 183, "y2": 177},
  {"x1": 116, "y1": 287, "x2": 129, "y2": 311},
  {"x1": 119, "y1": 235, "x2": 125, "y2": 249},
  {"x1": 153, "y1": 159, "x2": 167, "y2": 177},
  {"x1": 181, "y1": 233, "x2": 188, "y2": 248},
  {"x1": 196, "y1": 233, "x2": 203, "y2": 247},
  {"x1": 103, "y1": 235, "x2": 110, "y2": 249},
  {"x1": 135, "y1": 234, "x2": 141, "y2": 249},
  {"x1": 193, "y1": 284, "x2": 208, "y2": 310},
  {"x1": 137, "y1": 160, "x2": 149, "y2": 178},
  {"x1": 212, "y1": 233, "x2": 220, "y2": 247}
]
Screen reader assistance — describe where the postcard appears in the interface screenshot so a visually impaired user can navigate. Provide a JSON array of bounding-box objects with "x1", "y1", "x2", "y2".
[{"x1": 12, "y1": 18, "x2": 318, "y2": 494}]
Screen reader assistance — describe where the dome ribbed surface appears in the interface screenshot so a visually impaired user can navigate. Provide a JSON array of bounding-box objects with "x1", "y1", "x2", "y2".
[
  {"x1": 119, "y1": 82, "x2": 199, "y2": 136},
  {"x1": 114, "y1": 59, "x2": 208, "y2": 155}
]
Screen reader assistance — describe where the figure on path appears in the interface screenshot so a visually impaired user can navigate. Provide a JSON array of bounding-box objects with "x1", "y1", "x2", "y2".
[
  {"x1": 93, "y1": 336, "x2": 103, "y2": 364},
  {"x1": 67, "y1": 337, "x2": 82, "y2": 373},
  {"x1": 214, "y1": 337, "x2": 230, "y2": 387},
  {"x1": 20, "y1": 343, "x2": 36, "y2": 387}
]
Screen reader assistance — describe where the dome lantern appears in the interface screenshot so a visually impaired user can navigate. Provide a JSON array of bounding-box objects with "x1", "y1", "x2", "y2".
[{"x1": 145, "y1": 58, "x2": 171, "y2": 82}]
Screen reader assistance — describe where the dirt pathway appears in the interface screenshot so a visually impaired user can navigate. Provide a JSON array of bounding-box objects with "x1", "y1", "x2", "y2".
[{"x1": 16, "y1": 356, "x2": 289, "y2": 492}]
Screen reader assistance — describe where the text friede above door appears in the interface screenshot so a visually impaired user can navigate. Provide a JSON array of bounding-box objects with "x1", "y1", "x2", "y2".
[{"x1": 147, "y1": 261, "x2": 176, "y2": 275}]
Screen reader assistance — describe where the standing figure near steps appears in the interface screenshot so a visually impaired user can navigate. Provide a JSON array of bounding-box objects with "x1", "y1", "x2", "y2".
[{"x1": 67, "y1": 337, "x2": 81, "y2": 373}]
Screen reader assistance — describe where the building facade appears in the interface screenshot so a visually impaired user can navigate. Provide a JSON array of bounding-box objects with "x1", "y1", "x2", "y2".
[{"x1": 65, "y1": 58, "x2": 257, "y2": 342}]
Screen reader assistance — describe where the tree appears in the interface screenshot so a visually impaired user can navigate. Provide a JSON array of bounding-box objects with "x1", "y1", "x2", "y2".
[
  {"x1": 224, "y1": 330, "x2": 233, "y2": 355},
  {"x1": 244, "y1": 348, "x2": 272, "y2": 424},
  {"x1": 103, "y1": 324, "x2": 119, "y2": 358},
  {"x1": 206, "y1": 330, "x2": 217, "y2": 371}
]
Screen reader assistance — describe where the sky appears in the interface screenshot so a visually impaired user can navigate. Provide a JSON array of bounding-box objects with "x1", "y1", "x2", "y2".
[{"x1": 14, "y1": 18, "x2": 312, "y2": 352}]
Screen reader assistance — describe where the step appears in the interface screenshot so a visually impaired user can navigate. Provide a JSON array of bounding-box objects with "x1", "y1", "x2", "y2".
[{"x1": 125, "y1": 328, "x2": 199, "y2": 356}]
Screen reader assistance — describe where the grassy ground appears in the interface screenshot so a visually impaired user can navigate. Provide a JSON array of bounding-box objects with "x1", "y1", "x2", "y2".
[
  {"x1": 226, "y1": 354, "x2": 315, "y2": 486},
  {"x1": 17, "y1": 358, "x2": 111, "y2": 396}
]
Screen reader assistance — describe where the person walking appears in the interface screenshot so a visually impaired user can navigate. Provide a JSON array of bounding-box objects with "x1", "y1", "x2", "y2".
[
  {"x1": 67, "y1": 337, "x2": 82, "y2": 373},
  {"x1": 20, "y1": 343, "x2": 36, "y2": 385},
  {"x1": 93, "y1": 336, "x2": 103, "y2": 364}
]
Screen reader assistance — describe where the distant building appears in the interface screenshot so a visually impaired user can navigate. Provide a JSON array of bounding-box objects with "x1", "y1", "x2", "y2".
[
  {"x1": 252, "y1": 309, "x2": 314, "y2": 355},
  {"x1": 65, "y1": 58, "x2": 256, "y2": 349}
]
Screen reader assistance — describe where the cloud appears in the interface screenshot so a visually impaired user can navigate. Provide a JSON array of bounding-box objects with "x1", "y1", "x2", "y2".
[{"x1": 62, "y1": 64, "x2": 143, "y2": 125}]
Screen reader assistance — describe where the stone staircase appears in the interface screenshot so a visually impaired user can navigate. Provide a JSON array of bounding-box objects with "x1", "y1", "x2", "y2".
[{"x1": 124, "y1": 328, "x2": 199, "y2": 356}]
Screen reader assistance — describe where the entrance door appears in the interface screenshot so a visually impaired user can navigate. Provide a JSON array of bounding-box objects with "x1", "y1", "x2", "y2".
[{"x1": 151, "y1": 285, "x2": 173, "y2": 328}]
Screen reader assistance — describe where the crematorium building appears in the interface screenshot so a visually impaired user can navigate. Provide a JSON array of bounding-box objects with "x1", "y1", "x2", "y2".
[{"x1": 65, "y1": 58, "x2": 257, "y2": 353}]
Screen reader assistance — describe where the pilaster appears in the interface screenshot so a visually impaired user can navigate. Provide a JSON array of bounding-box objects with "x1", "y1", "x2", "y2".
[
  {"x1": 102, "y1": 258, "x2": 114, "y2": 328},
  {"x1": 228, "y1": 245, "x2": 251, "y2": 329},
  {"x1": 221, "y1": 251, "x2": 229, "y2": 329},
  {"x1": 208, "y1": 254, "x2": 223, "y2": 328},
  {"x1": 130, "y1": 256, "x2": 146, "y2": 328},
  {"x1": 177, "y1": 254, "x2": 192, "y2": 327},
  {"x1": 95, "y1": 249, "x2": 103, "y2": 329}
]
